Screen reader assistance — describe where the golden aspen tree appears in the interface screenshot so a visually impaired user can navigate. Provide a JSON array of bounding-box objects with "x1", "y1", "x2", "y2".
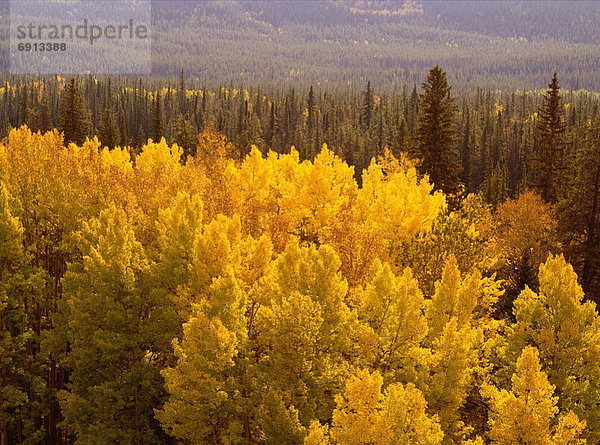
[
  {"x1": 226, "y1": 147, "x2": 283, "y2": 239},
  {"x1": 425, "y1": 319, "x2": 482, "y2": 443},
  {"x1": 257, "y1": 243, "x2": 354, "y2": 424},
  {"x1": 151, "y1": 191, "x2": 206, "y2": 327},
  {"x1": 194, "y1": 124, "x2": 238, "y2": 218},
  {"x1": 157, "y1": 310, "x2": 242, "y2": 444},
  {"x1": 190, "y1": 214, "x2": 244, "y2": 291},
  {"x1": 288, "y1": 146, "x2": 357, "y2": 245},
  {"x1": 52, "y1": 205, "x2": 176, "y2": 444},
  {"x1": 483, "y1": 346, "x2": 585, "y2": 445},
  {"x1": 426, "y1": 256, "x2": 500, "y2": 339},
  {"x1": 154, "y1": 191, "x2": 204, "y2": 294},
  {"x1": 424, "y1": 257, "x2": 499, "y2": 443},
  {"x1": 397, "y1": 194, "x2": 494, "y2": 297},
  {"x1": 357, "y1": 260, "x2": 428, "y2": 380},
  {"x1": 157, "y1": 241, "x2": 262, "y2": 444},
  {"x1": 158, "y1": 210, "x2": 271, "y2": 443},
  {"x1": 190, "y1": 214, "x2": 272, "y2": 296},
  {"x1": 504, "y1": 255, "x2": 600, "y2": 443},
  {"x1": 330, "y1": 369, "x2": 393, "y2": 445},
  {"x1": 136, "y1": 138, "x2": 182, "y2": 173},
  {"x1": 0, "y1": 183, "x2": 45, "y2": 444},
  {"x1": 356, "y1": 157, "x2": 446, "y2": 257},
  {"x1": 330, "y1": 369, "x2": 443, "y2": 445},
  {"x1": 305, "y1": 421, "x2": 330, "y2": 445},
  {"x1": 256, "y1": 390, "x2": 307, "y2": 445},
  {"x1": 259, "y1": 242, "x2": 351, "y2": 345},
  {"x1": 259, "y1": 292, "x2": 325, "y2": 423},
  {"x1": 492, "y1": 191, "x2": 559, "y2": 313},
  {"x1": 382, "y1": 382, "x2": 444, "y2": 445},
  {"x1": 131, "y1": 138, "x2": 185, "y2": 245}
]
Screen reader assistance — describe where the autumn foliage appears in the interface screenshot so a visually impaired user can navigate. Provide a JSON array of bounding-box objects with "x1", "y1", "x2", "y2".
[{"x1": 0, "y1": 126, "x2": 598, "y2": 445}]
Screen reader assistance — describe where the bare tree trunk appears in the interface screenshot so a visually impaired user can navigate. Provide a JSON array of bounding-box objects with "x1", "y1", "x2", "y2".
[{"x1": 1, "y1": 425, "x2": 8, "y2": 445}]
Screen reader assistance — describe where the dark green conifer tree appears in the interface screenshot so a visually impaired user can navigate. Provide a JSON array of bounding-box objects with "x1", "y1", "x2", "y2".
[
  {"x1": 153, "y1": 91, "x2": 164, "y2": 142},
  {"x1": 531, "y1": 73, "x2": 568, "y2": 202},
  {"x1": 414, "y1": 66, "x2": 462, "y2": 198},
  {"x1": 57, "y1": 78, "x2": 91, "y2": 145},
  {"x1": 98, "y1": 103, "x2": 120, "y2": 149},
  {"x1": 360, "y1": 80, "x2": 373, "y2": 130},
  {"x1": 37, "y1": 89, "x2": 51, "y2": 134},
  {"x1": 561, "y1": 119, "x2": 600, "y2": 304}
]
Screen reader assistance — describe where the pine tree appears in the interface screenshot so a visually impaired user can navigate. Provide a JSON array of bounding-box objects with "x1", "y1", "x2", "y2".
[
  {"x1": 308, "y1": 85, "x2": 316, "y2": 155},
  {"x1": 480, "y1": 162, "x2": 508, "y2": 206},
  {"x1": 531, "y1": 73, "x2": 568, "y2": 202},
  {"x1": 560, "y1": 119, "x2": 600, "y2": 303},
  {"x1": 407, "y1": 84, "x2": 419, "y2": 135},
  {"x1": 98, "y1": 103, "x2": 120, "y2": 149},
  {"x1": 236, "y1": 109, "x2": 263, "y2": 158},
  {"x1": 178, "y1": 68, "x2": 186, "y2": 113},
  {"x1": 266, "y1": 102, "x2": 277, "y2": 147},
  {"x1": 460, "y1": 107, "x2": 472, "y2": 191},
  {"x1": 37, "y1": 89, "x2": 51, "y2": 133},
  {"x1": 414, "y1": 66, "x2": 462, "y2": 199},
  {"x1": 57, "y1": 78, "x2": 91, "y2": 145},
  {"x1": 24, "y1": 83, "x2": 40, "y2": 132},
  {"x1": 152, "y1": 91, "x2": 164, "y2": 142},
  {"x1": 393, "y1": 114, "x2": 410, "y2": 157},
  {"x1": 361, "y1": 80, "x2": 373, "y2": 130}
]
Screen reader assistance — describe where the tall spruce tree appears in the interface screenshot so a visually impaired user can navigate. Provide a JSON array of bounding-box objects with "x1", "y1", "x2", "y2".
[
  {"x1": 57, "y1": 78, "x2": 91, "y2": 145},
  {"x1": 531, "y1": 73, "x2": 567, "y2": 202},
  {"x1": 414, "y1": 66, "x2": 462, "y2": 198},
  {"x1": 361, "y1": 80, "x2": 373, "y2": 130},
  {"x1": 307, "y1": 85, "x2": 316, "y2": 154},
  {"x1": 98, "y1": 104, "x2": 120, "y2": 149},
  {"x1": 37, "y1": 90, "x2": 50, "y2": 134},
  {"x1": 153, "y1": 91, "x2": 164, "y2": 142},
  {"x1": 561, "y1": 118, "x2": 600, "y2": 303}
]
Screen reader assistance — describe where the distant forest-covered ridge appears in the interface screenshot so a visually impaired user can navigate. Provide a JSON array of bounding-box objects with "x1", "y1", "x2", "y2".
[{"x1": 148, "y1": 0, "x2": 600, "y2": 90}]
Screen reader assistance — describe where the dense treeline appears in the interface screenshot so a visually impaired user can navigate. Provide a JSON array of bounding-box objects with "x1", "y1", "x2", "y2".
[
  {"x1": 2, "y1": 71, "x2": 600, "y2": 296},
  {"x1": 1, "y1": 68, "x2": 600, "y2": 444}
]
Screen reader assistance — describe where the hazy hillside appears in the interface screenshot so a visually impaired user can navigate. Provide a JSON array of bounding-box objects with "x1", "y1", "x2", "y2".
[{"x1": 150, "y1": 0, "x2": 600, "y2": 90}]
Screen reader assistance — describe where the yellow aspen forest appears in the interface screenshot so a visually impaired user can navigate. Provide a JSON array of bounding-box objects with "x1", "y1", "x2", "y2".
[{"x1": 1, "y1": 125, "x2": 598, "y2": 444}]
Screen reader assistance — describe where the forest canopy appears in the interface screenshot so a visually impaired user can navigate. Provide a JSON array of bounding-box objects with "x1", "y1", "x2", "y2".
[{"x1": 0, "y1": 106, "x2": 599, "y2": 443}]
